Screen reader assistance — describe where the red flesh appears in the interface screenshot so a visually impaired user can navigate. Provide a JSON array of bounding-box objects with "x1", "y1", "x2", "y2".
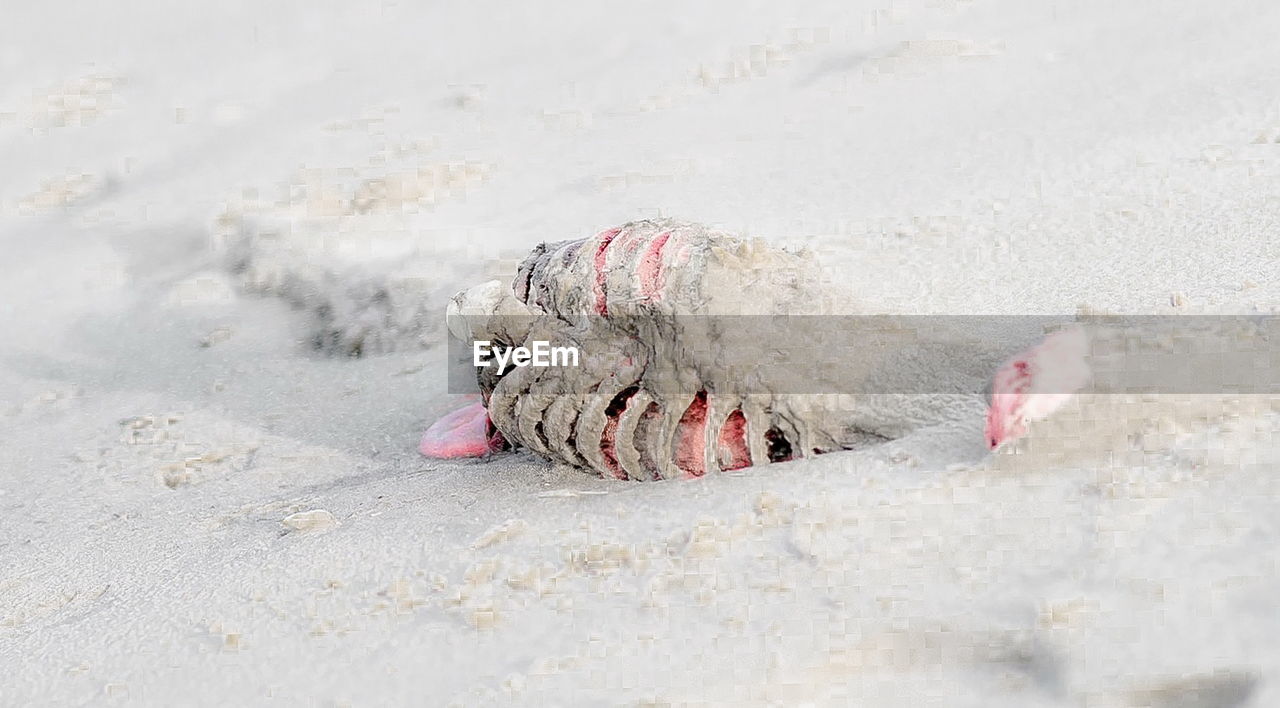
[
  {"x1": 672, "y1": 392, "x2": 709, "y2": 478},
  {"x1": 599, "y1": 388, "x2": 638, "y2": 480},
  {"x1": 591, "y1": 228, "x2": 621, "y2": 316},
  {"x1": 636, "y1": 231, "x2": 671, "y2": 301},
  {"x1": 716, "y1": 409, "x2": 752, "y2": 470}
]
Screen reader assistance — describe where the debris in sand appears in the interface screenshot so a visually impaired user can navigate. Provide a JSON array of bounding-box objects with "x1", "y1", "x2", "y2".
[
  {"x1": 282, "y1": 509, "x2": 339, "y2": 533},
  {"x1": 166, "y1": 272, "x2": 238, "y2": 308},
  {"x1": 26, "y1": 73, "x2": 123, "y2": 129},
  {"x1": 471, "y1": 518, "x2": 529, "y2": 549},
  {"x1": 198, "y1": 326, "x2": 234, "y2": 348},
  {"x1": 535, "y1": 489, "x2": 609, "y2": 498},
  {"x1": 17, "y1": 172, "x2": 110, "y2": 213}
]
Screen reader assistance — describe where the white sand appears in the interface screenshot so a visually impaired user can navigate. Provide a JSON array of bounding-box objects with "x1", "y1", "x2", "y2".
[{"x1": 3, "y1": 1, "x2": 1280, "y2": 705}]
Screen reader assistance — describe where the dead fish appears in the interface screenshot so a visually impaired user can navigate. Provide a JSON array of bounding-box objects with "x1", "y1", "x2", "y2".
[{"x1": 422, "y1": 219, "x2": 1280, "y2": 477}]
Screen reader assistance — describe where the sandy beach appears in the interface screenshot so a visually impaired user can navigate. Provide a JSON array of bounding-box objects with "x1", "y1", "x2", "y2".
[{"x1": 3, "y1": 1, "x2": 1280, "y2": 705}]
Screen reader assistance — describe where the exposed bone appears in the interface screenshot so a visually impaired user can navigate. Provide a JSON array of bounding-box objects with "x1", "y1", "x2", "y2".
[
  {"x1": 740, "y1": 395, "x2": 773, "y2": 467},
  {"x1": 541, "y1": 395, "x2": 588, "y2": 467},
  {"x1": 487, "y1": 361, "x2": 539, "y2": 443},
  {"x1": 631, "y1": 398, "x2": 666, "y2": 480},
  {"x1": 575, "y1": 360, "x2": 645, "y2": 479},
  {"x1": 702, "y1": 393, "x2": 741, "y2": 474},
  {"x1": 657, "y1": 392, "x2": 697, "y2": 480},
  {"x1": 513, "y1": 385, "x2": 559, "y2": 459},
  {"x1": 613, "y1": 389, "x2": 655, "y2": 480},
  {"x1": 573, "y1": 394, "x2": 618, "y2": 478},
  {"x1": 451, "y1": 220, "x2": 853, "y2": 480}
]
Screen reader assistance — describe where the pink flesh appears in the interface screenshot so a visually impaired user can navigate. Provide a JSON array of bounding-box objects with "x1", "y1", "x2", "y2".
[
  {"x1": 716, "y1": 409, "x2": 752, "y2": 470},
  {"x1": 984, "y1": 329, "x2": 1089, "y2": 449},
  {"x1": 985, "y1": 360, "x2": 1031, "y2": 449},
  {"x1": 636, "y1": 231, "x2": 671, "y2": 300},
  {"x1": 420, "y1": 400, "x2": 505, "y2": 458},
  {"x1": 599, "y1": 388, "x2": 638, "y2": 481},
  {"x1": 591, "y1": 228, "x2": 621, "y2": 316},
  {"x1": 672, "y1": 392, "x2": 709, "y2": 478}
]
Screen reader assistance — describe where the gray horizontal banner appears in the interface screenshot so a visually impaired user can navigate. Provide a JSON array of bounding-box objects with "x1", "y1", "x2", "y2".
[{"x1": 445, "y1": 315, "x2": 1280, "y2": 395}]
